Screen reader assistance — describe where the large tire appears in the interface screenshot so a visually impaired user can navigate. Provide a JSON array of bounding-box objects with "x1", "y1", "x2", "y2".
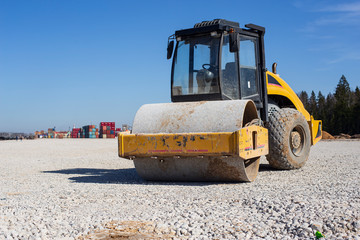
[{"x1": 266, "y1": 108, "x2": 311, "y2": 169}]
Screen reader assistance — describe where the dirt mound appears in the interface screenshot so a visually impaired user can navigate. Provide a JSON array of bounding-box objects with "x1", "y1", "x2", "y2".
[
  {"x1": 334, "y1": 133, "x2": 351, "y2": 139},
  {"x1": 324, "y1": 132, "x2": 360, "y2": 140},
  {"x1": 322, "y1": 131, "x2": 334, "y2": 140},
  {"x1": 351, "y1": 134, "x2": 360, "y2": 139}
]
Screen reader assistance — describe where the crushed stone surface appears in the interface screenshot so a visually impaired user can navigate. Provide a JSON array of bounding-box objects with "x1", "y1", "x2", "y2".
[{"x1": 0, "y1": 139, "x2": 359, "y2": 239}]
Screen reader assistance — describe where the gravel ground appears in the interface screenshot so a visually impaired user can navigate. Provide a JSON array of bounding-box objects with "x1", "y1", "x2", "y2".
[{"x1": 0, "y1": 139, "x2": 359, "y2": 240}]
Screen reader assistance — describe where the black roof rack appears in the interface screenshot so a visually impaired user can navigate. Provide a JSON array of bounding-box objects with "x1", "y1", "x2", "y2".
[
  {"x1": 245, "y1": 23, "x2": 265, "y2": 34},
  {"x1": 194, "y1": 19, "x2": 239, "y2": 28},
  {"x1": 175, "y1": 19, "x2": 240, "y2": 37}
]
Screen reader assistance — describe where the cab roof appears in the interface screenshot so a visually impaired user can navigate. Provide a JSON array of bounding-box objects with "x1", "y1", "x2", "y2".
[{"x1": 175, "y1": 19, "x2": 265, "y2": 38}]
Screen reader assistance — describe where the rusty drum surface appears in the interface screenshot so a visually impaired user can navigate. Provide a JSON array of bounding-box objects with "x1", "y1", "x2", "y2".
[{"x1": 132, "y1": 100, "x2": 260, "y2": 182}]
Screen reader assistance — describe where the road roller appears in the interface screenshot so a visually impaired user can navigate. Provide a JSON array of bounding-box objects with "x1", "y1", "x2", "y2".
[{"x1": 118, "y1": 19, "x2": 322, "y2": 182}]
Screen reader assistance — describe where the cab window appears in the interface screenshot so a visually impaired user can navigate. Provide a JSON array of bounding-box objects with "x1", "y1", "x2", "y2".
[
  {"x1": 172, "y1": 35, "x2": 220, "y2": 96},
  {"x1": 220, "y1": 34, "x2": 239, "y2": 99},
  {"x1": 240, "y1": 36, "x2": 258, "y2": 97}
]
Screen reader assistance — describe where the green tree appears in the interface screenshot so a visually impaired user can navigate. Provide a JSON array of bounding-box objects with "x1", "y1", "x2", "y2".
[
  {"x1": 351, "y1": 86, "x2": 360, "y2": 134},
  {"x1": 317, "y1": 91, "x2": 326, "y2": 126},
  {"x1": 308, "y1": 91, "x2": 317, "y2": 117},
  {"x1": 333, "y1": 75, "x2": 352, "y2": 134},
  {"x1": 298, "y1": 91, "x2": 309, "y2": 110},
  {"x1": 324, "y1": 93, "x2": 335, "y2": 133}
]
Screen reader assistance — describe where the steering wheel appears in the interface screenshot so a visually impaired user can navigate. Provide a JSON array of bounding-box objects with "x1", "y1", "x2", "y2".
[{"x1": 202, "y1": 64, "x2": 213, "y2": 70}]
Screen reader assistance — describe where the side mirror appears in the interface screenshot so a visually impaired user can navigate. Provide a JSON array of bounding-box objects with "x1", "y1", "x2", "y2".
[
  {"x1": 167, "y1": 41, "x2": 174, "y2": 59},
  {"x1": 229, "y1": 32, "x2": 239, "y2": 53}
]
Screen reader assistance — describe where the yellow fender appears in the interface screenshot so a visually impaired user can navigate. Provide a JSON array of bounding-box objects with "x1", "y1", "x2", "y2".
[
  {"x1": 266, "y1": 71, "x2": 322, "y2": 145},
  {"x1": 118, "y1": 125, "x2": 269, "y2": 160}
]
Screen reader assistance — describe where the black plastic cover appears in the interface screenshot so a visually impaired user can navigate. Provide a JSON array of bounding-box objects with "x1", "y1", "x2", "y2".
[
  {"x1": 176, "y1": 19, "x2": 240, "y2": 38},
  {"x1": 194, "y1": 19, "x2": 239, "y2": 28}
]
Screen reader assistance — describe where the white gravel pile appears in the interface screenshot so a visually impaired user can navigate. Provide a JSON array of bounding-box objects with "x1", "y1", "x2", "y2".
[{"x1": 0, "y1": 139, "x2": 359, "y2": 239}]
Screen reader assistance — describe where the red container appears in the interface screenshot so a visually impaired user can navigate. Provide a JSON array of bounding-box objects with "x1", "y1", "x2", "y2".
[
  {"x1": 71, "y1": 128, "x2": 82, "y2": 138},
  {"x1": 100, "y1": 122, "x2": 115, "y2": 127},
  {"x1": 99, "y1": 122, "x2": 116, "y2": 138}
]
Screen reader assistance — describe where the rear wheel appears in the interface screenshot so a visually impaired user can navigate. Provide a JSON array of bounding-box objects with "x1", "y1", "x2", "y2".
[{"x1": 266, "y1": 108, "x2": 311, "y2": 169}]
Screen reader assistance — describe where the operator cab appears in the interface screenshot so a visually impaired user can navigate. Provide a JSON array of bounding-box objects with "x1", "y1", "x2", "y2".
[{"x1": 167, "y1": 19, "x2": 268, "y2": 121}]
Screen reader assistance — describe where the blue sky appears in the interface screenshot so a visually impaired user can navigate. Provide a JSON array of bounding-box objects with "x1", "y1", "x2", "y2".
[{"x1": 1, "y1": 0, "x2": 359, "y2": 133}]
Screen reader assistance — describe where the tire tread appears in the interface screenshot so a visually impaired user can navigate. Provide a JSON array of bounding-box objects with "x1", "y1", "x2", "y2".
[{"x1": 266, "y1": 108, "x2": 310, "y2": 170}]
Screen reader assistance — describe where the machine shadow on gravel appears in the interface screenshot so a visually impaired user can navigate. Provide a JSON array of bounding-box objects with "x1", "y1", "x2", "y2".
[
  {"x1": 43, "y1": 167, "x2": 280, "y2": 186},
  {"x1": 259, "y1": 163, "x2": 287, "y2": 172},
  {"x1": 42, "y1": 168, "x2": 230, "y2": 186},
  {"x1": 43, "y1": 168, "x2": 143, "y2": 184}
]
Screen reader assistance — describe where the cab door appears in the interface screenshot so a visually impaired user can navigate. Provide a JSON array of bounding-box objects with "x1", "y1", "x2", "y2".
[{"x1": 239, "y1": 36, "x2": 262, "y2": 108}]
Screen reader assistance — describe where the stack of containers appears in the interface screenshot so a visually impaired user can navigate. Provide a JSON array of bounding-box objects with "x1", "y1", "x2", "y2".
[
  {"x1": 82, "y1": 125, "x2": 99, "y2": 138},
  {"x1": 39, "y1": 130, "x2": 45, "y2": 138},
  {"x1": 100, "y1": 122, "x2": 115, "y2": 138},
  {"x1": 71, "y1": 128, "x2": 82, "y2": 138},
  {"x1": 48, "y1": 128, "x2": 55, "y2": 138}
]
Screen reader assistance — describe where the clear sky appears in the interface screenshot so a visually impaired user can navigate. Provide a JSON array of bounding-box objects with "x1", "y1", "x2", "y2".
[{"x1": 1, "y1": 0, "x2": 359, "y2": 133}]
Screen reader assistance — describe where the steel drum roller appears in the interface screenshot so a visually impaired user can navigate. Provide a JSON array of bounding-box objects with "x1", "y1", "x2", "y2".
[{"x1": 131, "y1": 100, "x2": 260, "y2": 182}]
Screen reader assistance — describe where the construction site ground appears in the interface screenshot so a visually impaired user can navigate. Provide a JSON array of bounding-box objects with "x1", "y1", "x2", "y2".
[{"x1": 0, "y1": 139, "x2": 359, "y2": 239}]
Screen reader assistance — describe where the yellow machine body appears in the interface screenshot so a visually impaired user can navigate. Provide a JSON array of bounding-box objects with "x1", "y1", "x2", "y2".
[
  {"x1": 118, "y1": 125, "x2": 268, "y2": 160},
  {"x1": 266, "y1": 71, "x2": 322, "y2": 145},
  {"x1": 117, "y1": 20, "x2": 322, "y2": 182}
]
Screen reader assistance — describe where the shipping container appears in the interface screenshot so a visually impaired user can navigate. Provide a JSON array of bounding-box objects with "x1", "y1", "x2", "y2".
[
  {"x1": 100, "y1": 122, "x2": 115, "y2": 138},
  {"x1": 80, "y1": 125, "x2": 99, "y2": 139},
  {"x1": 71, "y1": 128, "x2": 82, "y2": 138}
]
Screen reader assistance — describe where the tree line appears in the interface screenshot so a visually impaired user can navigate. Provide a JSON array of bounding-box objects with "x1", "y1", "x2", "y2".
[
  {"x1": 298, "y1": 75, "x2": 360, "y2": 135},
  {"x1": 0, "y1": 132, "x2": 34, "y2": 140}
]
